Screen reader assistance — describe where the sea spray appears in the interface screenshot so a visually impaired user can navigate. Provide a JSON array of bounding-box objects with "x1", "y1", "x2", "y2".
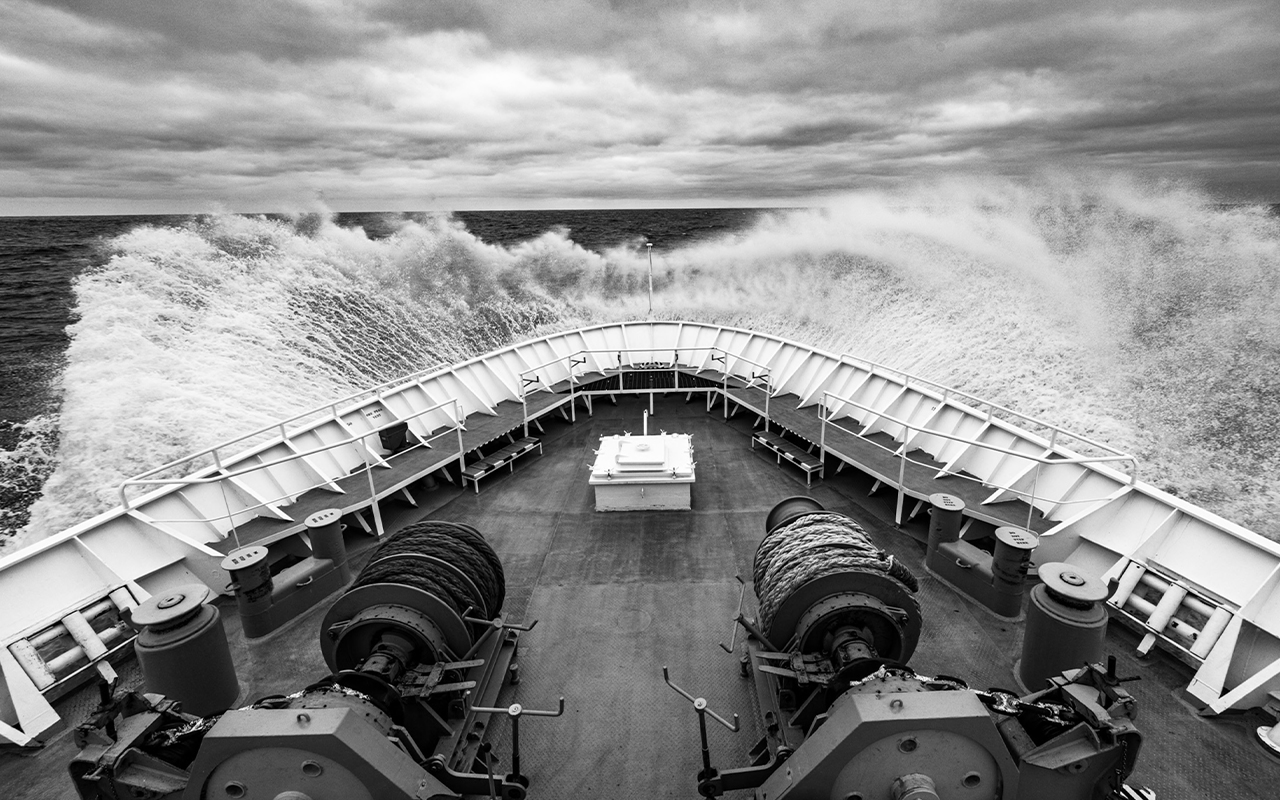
[
  {"x1": 9, "y1": 175, "x2": 1280, "y2": 551},
  {"x1": 0, "y1": 416, "x2": 59, "y2": 539},
  {"x1": 16, "y1": 213, "x2": 581, "y2": 544},
  {"x1": 623, "y1": 175, "x2": 1280, "y2": 533}
]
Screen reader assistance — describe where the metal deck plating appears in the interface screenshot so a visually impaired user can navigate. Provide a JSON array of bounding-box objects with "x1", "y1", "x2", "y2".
[
  {"x1": 5, "y1": 321, "x2": 1280, "y2": 798},
  {"x1": 4, "y1": 394, "x2": 1280, "y2": 798}
]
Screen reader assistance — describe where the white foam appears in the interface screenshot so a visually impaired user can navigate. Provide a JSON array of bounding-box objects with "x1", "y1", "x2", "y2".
[{"x1": 10, "y1": 174, "x2": 1280, "y2": 547}]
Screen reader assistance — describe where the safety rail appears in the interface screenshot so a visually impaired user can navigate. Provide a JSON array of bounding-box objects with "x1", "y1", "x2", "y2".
[
  {"x1": 123, "y1": 363, "x2": 449, "y2": 493},
  {"x1": 117, "y1": 398, "x2": 466, "y2": 541},
  {"x1": 517, "y1": 346, "x2": 775, "y2": 432},
  {"x1": 819, "y1": 389, "x2": 1140, "y2": 527},
  {"x1": 7, "y1": 319, "x2": 1280, "y2": 747},
  {"x1": 837, "y1": 351, "x2": 1135, "y2": 472}
]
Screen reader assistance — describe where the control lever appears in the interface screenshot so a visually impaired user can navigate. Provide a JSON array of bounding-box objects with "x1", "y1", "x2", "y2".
[
  {"x1": 401, "y1": 658, "x2": 485, "y2": 698},
  {"x1": 462, "y1": 608, "x2": 540, "y2": 633},
  {"x1": 1106, "y1": 655, "x2": 1142, "y2": 684},
  {"x1": 718, "y1": 575, "x2": 749, "y2": 653},
  {"x1": 663, "y1": 666, "x2": 739, "y2": 785},
  {"x1": 716, "y1": 576, "x2": 781, "y2": 655},
  {"x1": 460, "y1": 607, "x2": 539, "y2": 661},
  {"x1": 478, "y1": 742, "x2": 498, "y2": 800},
  {"x1": 469, "y1": 696, "x2": 565, "y2": 789},
  {"x1": 96, "y1": 675, "x2": 119, "y2": 741}
]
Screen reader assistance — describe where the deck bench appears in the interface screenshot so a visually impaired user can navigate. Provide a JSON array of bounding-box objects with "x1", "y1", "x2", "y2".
[
  {"x1": 751, "y1": 430, "x2": 824, "y2": 487},
  {"x1": 461, "y1": 436, "x2": 543, "y2": 493}
]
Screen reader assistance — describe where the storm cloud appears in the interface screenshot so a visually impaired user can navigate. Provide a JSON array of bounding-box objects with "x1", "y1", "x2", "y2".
[{"x1": 1, "y1": 0, "x2": 1277, "y2": 213}]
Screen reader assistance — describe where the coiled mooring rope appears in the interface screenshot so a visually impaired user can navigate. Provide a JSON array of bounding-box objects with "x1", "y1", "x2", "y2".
[
  {"x1": 352, "y1": 521, "x2": 506, "y2": 619},
  {"x1": 753, "y1": 512, "x2": 917, "y2": 635},
  {"x1": 367, "y1": 521, "x2": 505, "y2": 611}
]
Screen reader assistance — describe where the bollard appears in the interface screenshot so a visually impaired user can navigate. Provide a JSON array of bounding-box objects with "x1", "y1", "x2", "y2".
[
  {"x1": 305, "y1": 508, "x2": 350, "y2": 585},
  {"x1": 1018, "y1": 562, "x2": 1108, "y2": 692},
  {"x1": 133, "y1": 584, "x2": 239, "y2": 716},
  {"x1": 926, "y1": 494, "x2": 965, "y2": 558},
  {"x1": 221, "y1": 545, "x2": 273, "y2": 618}
]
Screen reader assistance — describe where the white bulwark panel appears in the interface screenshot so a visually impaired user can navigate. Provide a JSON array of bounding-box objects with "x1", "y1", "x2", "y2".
[
  {"x1": 589, "y1": 434, "x2": 695, "y2": 511},
  {"x1": 8, "y1": 319, "x2": 1280, "y2": 745}
]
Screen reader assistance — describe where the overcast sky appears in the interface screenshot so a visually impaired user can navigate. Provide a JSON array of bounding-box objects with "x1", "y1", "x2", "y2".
[{"x1": 2, "y1": 0, "x2": 1278, "y2": 214}]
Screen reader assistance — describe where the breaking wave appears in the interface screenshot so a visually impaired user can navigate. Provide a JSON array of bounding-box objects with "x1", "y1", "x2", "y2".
[{"x1": 8, "y1": 173, "x2": 1280, "y2": 549}]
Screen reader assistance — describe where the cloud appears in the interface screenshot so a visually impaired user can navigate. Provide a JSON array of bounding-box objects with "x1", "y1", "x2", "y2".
[
  {"x1": 1, "y1": 0, "x2": 1279, "y2": 213},
  {"x1": 35, "y1": 0, "x2": 377, "y2": 61}
]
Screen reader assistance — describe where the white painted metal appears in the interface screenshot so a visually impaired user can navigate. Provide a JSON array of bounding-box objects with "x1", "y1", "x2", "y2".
[
  {"x1": 859, "y1": 384, "x2": 909, "y2": 437},
  {"x1": 4, "y1": 320, "x2": 1280, "y2": 745}
]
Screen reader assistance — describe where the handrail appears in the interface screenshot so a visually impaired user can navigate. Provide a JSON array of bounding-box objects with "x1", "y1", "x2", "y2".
[
  {"x1": 118, "y1": 398, "x2": 465, "y2": 514},
  {"x1": 126, "y1": 362, "x2": 448, "y2": 486},
  {"x1": 824, "y1": 423, "x2": 1126, "y2": 509},
  {"x1": 516, "y1": 345, "x2": 776, "y2": 434},
  {"x1": 820, "y1": 390, "x2": 1138, "y2": 473},
  {"x1": 820, "y1": 388, "x2": 1138, "y2": 527},
  {"x1": 837, "y1": 351, "x2": 1132, "y2": 462},
  {"x1": 517, "y1": 345, "x2": 774, "y2": 388},
  {"x1": 131, "y1": 434, "x2": 442, "y2": 527},
  {"x1": 9, "y1": 319, "x2": 1280, "y2": 736}
]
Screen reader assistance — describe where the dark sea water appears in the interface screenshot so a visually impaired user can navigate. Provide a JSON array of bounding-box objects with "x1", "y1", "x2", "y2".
[
  {"x1": 0, "y1": 216, "x2": 175, "y2": 422},
  {"x1": 1, "y1": 185, "x2": 1279, "y2": 551}
]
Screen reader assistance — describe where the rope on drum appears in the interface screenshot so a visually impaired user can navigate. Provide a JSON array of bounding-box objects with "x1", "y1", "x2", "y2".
[
  {"x1": 753, "y1": 512, "x2": 917, "y2": 634},
  {"x1": 354, "y1": 520, "x2": 506, "y2": 618}
]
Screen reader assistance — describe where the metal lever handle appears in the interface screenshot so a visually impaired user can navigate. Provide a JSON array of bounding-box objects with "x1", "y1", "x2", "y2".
[
  {"x1": 469, "y1": 696, "x2": 565, "y2": 788},
  {"x1": 462, "y1": 611, "x2": 540, "y2": 633},
  {"x1": 478, "y1": 742, "x2": 498, "y2": 800},
  {"x1": 662, "y1": 667, "x2": 739, "y2": 732},
  {"x1": 459, "y1": 607, "x2": 540, "y2": 662},
  {"x1": 469, "y1": 698, "x2": 566, "y2": 717},
  {"x1": 664, "y1": 667, "x2": 739, "y2": 785},
  {"x1": 719, "y1": 575, "x2": 748, "y2": 654}
]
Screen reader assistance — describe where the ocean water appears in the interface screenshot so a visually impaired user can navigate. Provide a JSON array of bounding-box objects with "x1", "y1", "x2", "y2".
[{"x1": 1, "y1": 176, "x2": 1278, "y2": 552}]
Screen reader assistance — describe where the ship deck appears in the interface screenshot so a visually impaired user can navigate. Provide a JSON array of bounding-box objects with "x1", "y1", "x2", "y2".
[{"x1": 5, "y1": 393, "x2": 1280, "y2": 799}]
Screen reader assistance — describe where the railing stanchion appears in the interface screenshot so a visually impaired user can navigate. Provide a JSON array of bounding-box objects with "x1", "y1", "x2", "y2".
[
  {"x1": 1026, "y1": 460, "x2": 1044, "y2": 533},
  {"x1": 722, "y1": 364, "x2": 728, "y2": 420},
  {"x1": 820, "y1": 401, "x2": 827, "y2": 458},
  {"x1": 219, "y1": 480, "x2": 241, "y2": 550},
  {"x1": 895, "y1": 422, "x2": 909, "y2": 526},
  {"x1": 764, "y1": 372, "x2": 771, "y2": 429},
  {"x1": 455, "y1": 400, "x2": 465, "y2": 467},
  {"x1": 362, "y1": 442, "x2": 385, "y2": 538}
]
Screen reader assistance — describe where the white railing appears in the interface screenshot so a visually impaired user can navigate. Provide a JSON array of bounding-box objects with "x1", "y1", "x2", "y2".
[
  {"x1": 6, "y1": 319, "x2": 1280, "y2": 746},
  {"x1": 117, "y1": 399, "x2": 466, "y2": 541},
  {"x1": 517, "y1": 346, "x2": 775, "y2": 431},
  {"x1": 838, "y1": 352, "x2": 1136, "y2": 474},
  {"x1": 122, "y1": 362, "x2": 450, "y2": 492},
  {"x1": 819, "y1": 389, "x2": 1140, "y2": 527}
]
